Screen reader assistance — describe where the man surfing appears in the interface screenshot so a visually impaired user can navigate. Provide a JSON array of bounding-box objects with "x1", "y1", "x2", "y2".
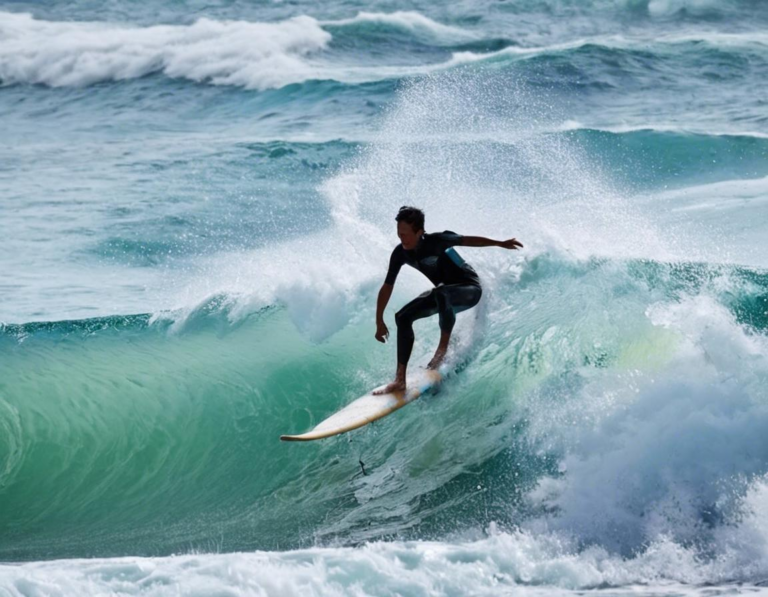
[{"x1": 373, "y1": 206, "x2": 523, "y2": 395}]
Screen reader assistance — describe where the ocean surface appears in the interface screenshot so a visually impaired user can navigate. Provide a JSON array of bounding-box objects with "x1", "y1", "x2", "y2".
[{"x1": 2, "y1": 0, "x2": 768, "y2": 594}]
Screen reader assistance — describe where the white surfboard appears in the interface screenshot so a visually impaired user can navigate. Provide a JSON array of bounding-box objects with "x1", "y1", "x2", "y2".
[{"x1": 280, "y1": 367, "x2": 446, "y2": 442}]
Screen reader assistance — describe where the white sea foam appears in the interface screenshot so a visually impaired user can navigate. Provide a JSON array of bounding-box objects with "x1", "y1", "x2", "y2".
[
  {"x1": 0, "y1": 11, "x2": 331, "y2": 89},
  {"x1": 523, "y1": 294, "x2": 768, "y2": 559},
  {"x1": 642, "y1": 176, "x2": 768, "y2": 267},
  {"x1": 1, "y1": 526, "x2": 767, "y2": 595},
  {"x1": 166, "y1": 70, "x2": 677, "y2": 331},
  {"x1": 0, "y1": 11, "x2": 482, "y2": 89},
  {"x1": 160, "y1": 220, "x2": 391, "y2": 341},
  {"x1": 4, "y1": 10, "x2": 762, "y2": 91}
]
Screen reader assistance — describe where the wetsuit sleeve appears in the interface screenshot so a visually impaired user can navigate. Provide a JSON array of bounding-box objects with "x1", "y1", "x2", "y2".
[
  {"x1": 384, "y1": 246, "x2": 405, "y2": 285},
  {"x1": 438, "y1": 230, "x2": 464, "y2": 250}
]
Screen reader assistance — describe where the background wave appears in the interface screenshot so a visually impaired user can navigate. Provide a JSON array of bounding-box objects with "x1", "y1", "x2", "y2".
[
  {"x1": 4, "y1": 0, "x2": 766, "y2": 24},
  {"x1": 4, "y1": 11, "x2": 766, "y2": 90}
]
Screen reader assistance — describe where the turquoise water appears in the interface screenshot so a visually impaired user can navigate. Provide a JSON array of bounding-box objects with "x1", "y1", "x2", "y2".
[{"x1": 2, "y1": 1, "x2": 768, "y2": 594}]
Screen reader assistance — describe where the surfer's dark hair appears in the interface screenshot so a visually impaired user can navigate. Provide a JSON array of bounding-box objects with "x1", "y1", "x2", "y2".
[{"x1": 396, "y1": 206, "x2": 425, "y2": 232}]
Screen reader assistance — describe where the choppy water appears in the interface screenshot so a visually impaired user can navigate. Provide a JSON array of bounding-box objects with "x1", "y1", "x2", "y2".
[{"x1": 2, "y1": 1, "x2": 768, "y2": 595}]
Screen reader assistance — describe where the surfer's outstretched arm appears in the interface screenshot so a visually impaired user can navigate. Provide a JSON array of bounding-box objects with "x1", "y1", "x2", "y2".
[{"x1": 461, "y1": 236, "x2": 523, "y2": 249}]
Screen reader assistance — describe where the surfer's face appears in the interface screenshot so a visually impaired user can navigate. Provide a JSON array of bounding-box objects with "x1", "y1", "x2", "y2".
[{"x1": 397, "y1": 221, "x2": 423, "y2": 251}]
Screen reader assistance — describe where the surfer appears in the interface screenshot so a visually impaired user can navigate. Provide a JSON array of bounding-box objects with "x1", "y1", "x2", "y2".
[{"x1": 373, "y1": 206, "x2": 523, "y2": 395}]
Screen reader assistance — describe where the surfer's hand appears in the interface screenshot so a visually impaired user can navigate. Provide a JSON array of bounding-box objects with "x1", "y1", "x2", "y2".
[
  {"x1": 375, "y1": 321, "x2": 389, "y2": 343},
  {"x1": 500, "y1": 238, "x2": 523, "y2": 250}
]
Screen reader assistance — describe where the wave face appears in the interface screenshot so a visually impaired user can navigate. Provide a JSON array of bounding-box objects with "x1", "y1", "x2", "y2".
[
  {"x1": 2, "y1": 256, "x2": 768, "y2": 596},
  {"x1": 2, "y1": 0, "x2": 768, "y2": 594},
  {"x1": 2, "y1": 257, "x2": 768, "y2": 563}
]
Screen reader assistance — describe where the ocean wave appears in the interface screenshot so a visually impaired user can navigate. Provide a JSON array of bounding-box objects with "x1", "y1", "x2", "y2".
[
  {"x1": 4, "y1": 0, "x2": 760, "y2": 25},
  {"x1": 0, "y1": 10, "x2": 488, "y2": 90},
  {"x1": 2, "y1": 67, "x2": 767, "y2": 575},
  {"x1": 2, "y1": 254, "x2": 768, "y2": 571},
  {"x1": 1, "y1": 529, "x2": 767, "y2": 595},
  {"x1": 321, "y1": 11, "x2": 477, "y2": 46},
  {"x1": 621, "y1": 0, "x2": 747, "y2": 18},
  {"x1": 0, "y1": 11, "x2": 331, "y2": 89},
  {"x1": 563, "y1": 127, "x2": 768, "y2": 190},
  {"x1": 488, "y1": 0, "x2": 760, "y2": 19},
  {"x1": 523, "y1": 0, "x2": 762, "y2": 19},
  {"x1": 0, "y1": 10, "x2": 492, "y2": 91},
  {"x1": 521, "y1": 290, "x2": 768, "y2": 560},
  {"x1": 559, "y1": 121, "x2": 768, "y2": 138},
  {"x1": 3, "y1": 68, "x2": 764, "y2": 327},
  {"x1": 449, "y1": 29, "x2": 768, "y2": 68},
  {"x1": 4, "y1": 9, "x2": 765, "y2": 91},
  {"x1": 640, "y1": 176, "x2": 768, "y2": 267}
]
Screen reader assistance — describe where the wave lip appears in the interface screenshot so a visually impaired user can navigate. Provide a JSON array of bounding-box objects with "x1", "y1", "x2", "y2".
[
  {"x1": 0, "y1": 12, "x2": 330, "y2": 89},
  {"x1": 448, "y1": 29, "x2": 768, "y2": 67},
  {"x1": 322, "y1": 11, "x2": 477, "y2": 46}
]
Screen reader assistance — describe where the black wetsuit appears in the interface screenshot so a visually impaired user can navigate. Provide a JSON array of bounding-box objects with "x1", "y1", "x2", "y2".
[{"x1": 385, "y1": 231, "x2": 482, "y2": 365}]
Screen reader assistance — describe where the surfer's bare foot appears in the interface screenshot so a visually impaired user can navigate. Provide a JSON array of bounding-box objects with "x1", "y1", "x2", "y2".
[
  {"x1": 427, "y1": 350, "x2": 446, "y2": 370},
  {"x1": 374, "y1": 364, "x2": 407, "y2": 395},
  {"x1": 373, "y1": 380, "x2": 406, "y2": 395},
  {"x1": 428, "y1": 332, "x2": 450, "y2": 370}
]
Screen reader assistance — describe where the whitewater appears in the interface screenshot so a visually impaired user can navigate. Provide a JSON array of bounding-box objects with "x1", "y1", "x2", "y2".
[{"x1": 1, "y1": 0, "x2": 768, "y2": 595}]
